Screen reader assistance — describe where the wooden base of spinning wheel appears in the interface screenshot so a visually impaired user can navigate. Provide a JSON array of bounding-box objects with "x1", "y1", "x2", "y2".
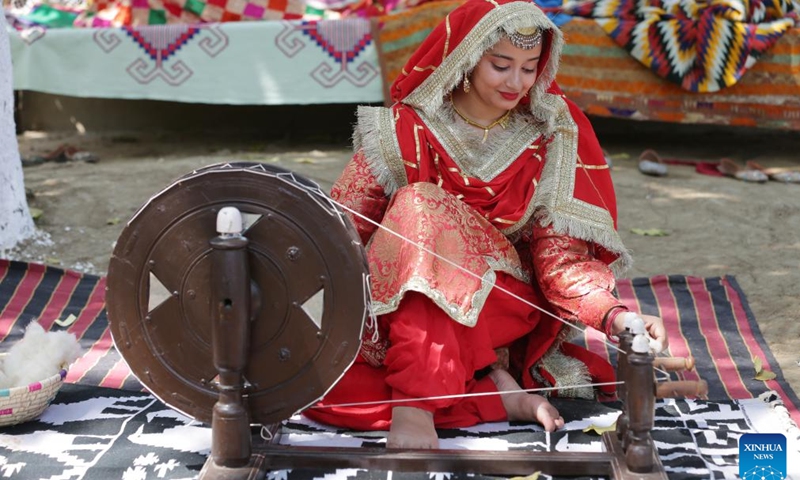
[
  {"x1": 199, "y1": 454, "x2": 269, "y2": 480},
  {"x1": 106, "y1": 163, "x2": 704, "y2": 480},
  {"x1": 222, "y1": 329, "x2": 677, "y2": 479},
  {"x1": 602, "y1": 433, "x2": 667, "y2": 480}
]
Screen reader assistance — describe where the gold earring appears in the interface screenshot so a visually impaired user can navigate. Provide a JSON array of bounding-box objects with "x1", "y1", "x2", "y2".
[{"x1": 463, "y1": 77, "x2": 471, "y2": 93}]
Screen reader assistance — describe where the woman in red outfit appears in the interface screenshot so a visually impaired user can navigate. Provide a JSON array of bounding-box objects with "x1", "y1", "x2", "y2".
[{"x1": 303, "y1": 0, "x2": 668, "y2": 449}]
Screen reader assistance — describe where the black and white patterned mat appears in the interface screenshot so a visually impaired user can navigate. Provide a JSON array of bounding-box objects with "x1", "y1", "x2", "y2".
[{"x1": 1, "y1": 384, "x2": 798, "y2": 479}]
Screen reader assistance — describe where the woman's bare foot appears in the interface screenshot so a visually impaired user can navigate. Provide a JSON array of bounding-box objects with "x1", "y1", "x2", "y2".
[
  {"x1": 489, "y1": 369, "x2": 565, "y2": 432},
  {"x1": 387, "y1": 406, "x2": 439, "y2": 449}
]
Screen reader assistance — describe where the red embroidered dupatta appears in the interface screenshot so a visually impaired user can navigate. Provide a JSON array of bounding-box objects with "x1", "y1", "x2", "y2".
[{"x1": 351, "y1": 0, "x2": 630, "y2": 326}]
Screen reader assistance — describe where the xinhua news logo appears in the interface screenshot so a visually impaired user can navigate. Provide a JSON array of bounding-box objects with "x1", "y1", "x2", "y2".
[{"x1": 739, "y1": 433, "x2": 786, "y2": 480}]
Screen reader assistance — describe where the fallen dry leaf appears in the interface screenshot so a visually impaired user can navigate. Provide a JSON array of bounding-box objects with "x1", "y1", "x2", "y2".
[
  {"x1": 294, "y1": 157, "x2": 318, "y2": 164},
  {"x1": 755, "y1": 370, "x2": 777, "y2": 381},
  {"x1": 630, "y1": 228, "x2": 669, "y2": 237},
  {"x1": 583, "y1": 421, "x2": 617, "y2": 435},
  {"x1": 510, "y1": 472, "x2": 540, "y2": 480},
  {"x1": 753, "y1": 355, "x2": 777, "y2": 381},
  {"x1": 54, "y1": 314, "x2": 78, "y2": 327}
]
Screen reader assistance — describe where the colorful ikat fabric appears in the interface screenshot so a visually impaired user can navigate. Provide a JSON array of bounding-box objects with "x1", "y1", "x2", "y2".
[{"x1": 563, "y1": 0, "x2": 798, "y2": 92}]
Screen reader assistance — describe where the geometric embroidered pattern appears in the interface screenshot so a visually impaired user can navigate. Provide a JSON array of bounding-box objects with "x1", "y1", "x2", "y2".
[
  {"x1": 93, "y1": 24, "x2": 228, "y2": 86},
  {"x1": 124, "y1": 24, "x2": 201, "y2": 62},
  {"x1": 276, "y1": 19, "x2": 378, "y2": 87},
  {"x1": 300, "y1": 18, "x2": 372, "y2": 63}
]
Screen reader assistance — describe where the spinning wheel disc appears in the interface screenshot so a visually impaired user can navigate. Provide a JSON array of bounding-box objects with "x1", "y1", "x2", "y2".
[{"x1": 106, "y1": 163, "x2": 369, "y2": 425}]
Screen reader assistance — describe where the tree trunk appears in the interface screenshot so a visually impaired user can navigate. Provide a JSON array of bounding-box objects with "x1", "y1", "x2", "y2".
[{"x1": 0, "y1": 14, "x2": 35, "y2": 250}]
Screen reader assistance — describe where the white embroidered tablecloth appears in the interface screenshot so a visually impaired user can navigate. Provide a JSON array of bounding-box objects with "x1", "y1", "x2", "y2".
[{"x1": 8, "y1": 18, "x2": 383, "y2": 105}]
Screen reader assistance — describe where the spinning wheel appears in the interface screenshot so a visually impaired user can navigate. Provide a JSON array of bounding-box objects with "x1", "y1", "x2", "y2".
[
  {"x1": 106, "y1": 163, "x2": 369, "y2": 426},
  {"x1": 106, "y1": 162, "x2": 692, "y2": 479}
]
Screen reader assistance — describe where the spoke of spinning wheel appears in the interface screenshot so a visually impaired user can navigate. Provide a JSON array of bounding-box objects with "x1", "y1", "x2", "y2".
[
  {"x1": 243, "y1": 213, "x2": 330, "y2": 327},
  {"x1": 154, "y1": 207, "x2": 227, "y2": 289},
  {"x1": 246, "y1": 306, "x2": 330, "y2": 387},
  {"x1": 147, "y1": 298, "x2": 187, "y2": 350},
  {"x1": 147, "y1": 296, "x2": 216, "y2": 379}
]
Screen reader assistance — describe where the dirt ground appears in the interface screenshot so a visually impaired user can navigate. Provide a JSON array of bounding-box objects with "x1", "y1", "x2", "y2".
[{"x1": 4, "y1": 117, "x2": 800, "y2": 397}]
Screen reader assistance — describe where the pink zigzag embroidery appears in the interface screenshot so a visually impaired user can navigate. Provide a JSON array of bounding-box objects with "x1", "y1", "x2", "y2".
[
  {"x1": 123, "y1": 25, "x2": 201, "y2": 63},
  {"x1": 300, "y1": 20, "x2": 372, "y2": 63}
]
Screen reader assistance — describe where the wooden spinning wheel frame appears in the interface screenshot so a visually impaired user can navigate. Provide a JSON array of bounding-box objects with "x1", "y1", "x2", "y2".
[
  {"x1": 107, "y1": 163, "x2": 369, "y2": 425},
  {"x1": 106, "y1": 162, "x2": 677, "y2": 479}
]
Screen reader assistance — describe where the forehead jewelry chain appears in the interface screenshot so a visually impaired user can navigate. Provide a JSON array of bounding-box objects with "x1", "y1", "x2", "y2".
[
  {"x1": 451, "y1": 97, "x2": 512, "y2": 143},
  {"x1": 508, "y1": 27, "x2": 543, "y2": 50}
]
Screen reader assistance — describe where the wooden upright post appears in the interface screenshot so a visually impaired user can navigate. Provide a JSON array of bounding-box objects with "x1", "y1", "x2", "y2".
[
  {"x1": 624, "y1": 335, "x2": 656, "y2": 473},
  {"x1": 200, "y1": 207, "x2": 265, "y2": 479},
  {"x1": 615, "y1": 329, "x2": 633, "y2": 448}
]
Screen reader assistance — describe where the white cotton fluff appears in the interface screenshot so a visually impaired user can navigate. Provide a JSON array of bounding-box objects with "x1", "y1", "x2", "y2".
[{"x1": 0, "y1": 322, "x2": 82, "y2": 389}]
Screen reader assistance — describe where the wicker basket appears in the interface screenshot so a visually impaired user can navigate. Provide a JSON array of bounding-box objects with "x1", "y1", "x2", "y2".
[{"x1": 0, "y1": 368, "x2": 67, "y2": 427}]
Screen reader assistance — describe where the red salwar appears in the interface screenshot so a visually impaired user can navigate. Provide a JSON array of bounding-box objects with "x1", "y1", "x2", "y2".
[{"x1": 305, "y1": 273, "x2": 554, "y2": 429}]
